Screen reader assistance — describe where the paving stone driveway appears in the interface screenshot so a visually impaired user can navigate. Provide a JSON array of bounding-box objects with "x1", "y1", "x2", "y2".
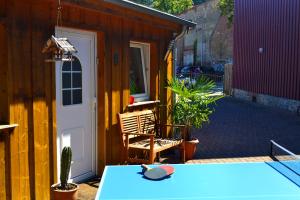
[{"x1": 192, "y1": 97, "x2": 300, "y2": 159}]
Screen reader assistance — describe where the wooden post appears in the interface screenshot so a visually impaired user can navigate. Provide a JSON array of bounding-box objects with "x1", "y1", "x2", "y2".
[
  {"x1": 224, "y1": 64, "x2": 233, "y2": 95},
  {"x1": 149, "y1": 135, "x2": 154, "y2": 164}
]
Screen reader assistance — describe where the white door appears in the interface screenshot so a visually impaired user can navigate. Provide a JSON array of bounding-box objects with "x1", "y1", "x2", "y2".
[{"x1": 56, "y1": 27, "x2": 97, "y2": 182}]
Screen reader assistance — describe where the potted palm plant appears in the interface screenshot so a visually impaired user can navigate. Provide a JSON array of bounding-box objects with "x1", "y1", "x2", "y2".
[
  {"x1": 167, "y1": 76, "x2": 223, "y2": 160},
  {"x1": 51, "y1": 146, "x2": 78, "y2": 200}
]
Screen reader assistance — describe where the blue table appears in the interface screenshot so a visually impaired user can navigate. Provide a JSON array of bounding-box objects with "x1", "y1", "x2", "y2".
[{"x1": 95, "y1": 162, "x2": 300, "y2": 200}]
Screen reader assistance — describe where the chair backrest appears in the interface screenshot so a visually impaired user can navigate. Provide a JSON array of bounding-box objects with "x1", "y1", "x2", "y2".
[
  {"x1": 139, "y1": 110, "x2": 156, "y2": 134},
  {"x1": 118, "y1": 110, "x2": 156, "y2": 141}
]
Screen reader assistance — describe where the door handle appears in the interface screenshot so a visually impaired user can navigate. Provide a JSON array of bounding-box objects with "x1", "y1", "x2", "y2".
[{"x1": 92, "y1": 98, "x2": 97, "y2": 110}]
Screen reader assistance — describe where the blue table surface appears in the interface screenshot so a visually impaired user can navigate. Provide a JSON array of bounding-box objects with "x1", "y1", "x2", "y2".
[{"x1": 95, "y1": 162, "x2": 300, "y2": 200}]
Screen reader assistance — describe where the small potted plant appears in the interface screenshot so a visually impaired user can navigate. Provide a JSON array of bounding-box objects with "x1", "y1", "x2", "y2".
[
  {"x1": 51, "y1": 146, "x2": 78, "y2": 200},
  {"x1": 129, "y1": 76, "x2": 137, "y2": 104},
  {"x1": 167, "y1": 76, "x2": 223, "y2": 160}
]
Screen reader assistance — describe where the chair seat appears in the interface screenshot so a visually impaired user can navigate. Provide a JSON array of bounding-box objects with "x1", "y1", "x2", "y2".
[{"x1": 129, "y1": 138, "x2": 183, "y2": 151}]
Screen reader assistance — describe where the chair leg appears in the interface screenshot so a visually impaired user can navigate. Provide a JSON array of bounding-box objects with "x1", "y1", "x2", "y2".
[
  {"x1": 180, "y1": 143, "x2": 185, "y2": 163},
  {"x1": 149, "y1": 152, "x2": 156, "y2": 164}
]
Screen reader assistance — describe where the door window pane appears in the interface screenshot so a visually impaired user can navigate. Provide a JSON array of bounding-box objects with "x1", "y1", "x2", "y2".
[
  {"x1": 73, "y1": 89, "x2": 82, "y2": 104},
  {"x1": 62, "y1": 73, "x2": 71, "y2": 89},
  {"x1": 72, "y1": 58, "x2": 82, "y2": 71},
  {"x1": 62, "y1": 62, "x2": 71, "y2": 71},
  {"x1": 62, "y1": 90, "x2": 72, "y2": 106},
  {"x1": 72, "y1": 73, "x2": 82, "y2": 88},
  {"x1": 61, "y1": 56, "x2": 83, "y2": 106}
]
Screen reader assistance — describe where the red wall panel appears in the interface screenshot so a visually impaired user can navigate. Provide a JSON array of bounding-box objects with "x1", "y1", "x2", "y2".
[{"x1": 233, "y1": 0, "x2": 300, "y2": 100}]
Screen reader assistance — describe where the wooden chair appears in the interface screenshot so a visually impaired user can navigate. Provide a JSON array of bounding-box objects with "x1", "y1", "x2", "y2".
[{"x1": 118, "y1": 110, "x2": 186, "y2": 164}]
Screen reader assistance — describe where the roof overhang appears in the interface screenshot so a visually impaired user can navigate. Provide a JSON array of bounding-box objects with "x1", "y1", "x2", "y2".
[{"x1": 104, "y1": 0, "x2": 197, "y2": 28}]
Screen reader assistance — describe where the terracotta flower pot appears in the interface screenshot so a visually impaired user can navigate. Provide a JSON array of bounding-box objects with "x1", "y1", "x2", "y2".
[
  {"x1": 51, "y1": 183, "x2": 78, "y2": 200},
  {"x1": 185, "y1": 139, "x2": 199, "y2": 160}
]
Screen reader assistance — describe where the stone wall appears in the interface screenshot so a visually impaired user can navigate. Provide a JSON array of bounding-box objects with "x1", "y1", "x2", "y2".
[
  {"x1": 234, "y1": 89, "x2": 300, "y2": 113},
  {"x1": 176, "y1": 0, "x2": 233, "y2": 66}
]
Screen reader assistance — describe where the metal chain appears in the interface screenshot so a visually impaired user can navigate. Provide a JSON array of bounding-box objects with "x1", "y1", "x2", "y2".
[{"x1": 56, "y1": 0, "x2": 62, "y2": 27}]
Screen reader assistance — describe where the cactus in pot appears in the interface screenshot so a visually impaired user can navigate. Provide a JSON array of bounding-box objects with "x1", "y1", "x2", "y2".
[
  {"x1": 51, "y1": 146, "x2": 78, "y2": 200},
  {"x1": 60, "y1": 146, "x2": 72, "y2": 189}
]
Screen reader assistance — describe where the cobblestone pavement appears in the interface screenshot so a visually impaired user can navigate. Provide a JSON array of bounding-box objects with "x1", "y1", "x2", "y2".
[
  {"x1": 193, "y1": 97, "x2": 300, "y2": 159},
  {"x1": 185, "y1": 156, "x2": 273, "y2": 164},
  {"x1": 78, "y1": 177, "x2": 100, "y2": 200}
]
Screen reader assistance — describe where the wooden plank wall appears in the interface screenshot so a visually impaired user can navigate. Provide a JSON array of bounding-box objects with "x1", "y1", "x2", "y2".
[
  {"x1": 0, "y1": 0, "x2": 5, "y2": 23},
  {"x1": 0, "y1": 27, "x2": 8, "y2": 123},
  {"x1": 0, "y1": 138, "x2": 5, "y2": 198},
  {"x1": 0, "y1": 20, "x2": 9, "y2": 200},
  {"x1": 0, "y1": 0, "x2": 180, "y2": 199},
  {"x1": 8, "y1": 2, "x2": 32, "y2": 199},
  {"x1": 97, "y1": 31, "x2": 107, "y2": 173}
]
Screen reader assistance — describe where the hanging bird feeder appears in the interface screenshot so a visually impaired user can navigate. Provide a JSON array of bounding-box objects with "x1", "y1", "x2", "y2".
[
  {"x1": 42, "y1": 35, "x2": 77, "y2": 62},
  {"x1": 42, "y1": 0, "x2": 77, "y2": 62}
]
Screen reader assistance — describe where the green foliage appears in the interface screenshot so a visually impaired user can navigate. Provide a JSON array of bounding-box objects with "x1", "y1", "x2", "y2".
[
  {"x1": 218, "y1": 0, "x2": 234, "y2": 26},
  {"x1": 152, "y1": 0, "x2": 193, "y2": 15},
  {"x1": 167, "y1": 77, "x2": 223, "y2": 140},
  {"x1": 130, "y1": 80, "x2": 138, "y2": 94},
  {"x1": 130, "y1": 0, "x2": 193, "y2": 14},
  {"x1": 60, "y1": 146, "x2": 72, "y2": 189}
]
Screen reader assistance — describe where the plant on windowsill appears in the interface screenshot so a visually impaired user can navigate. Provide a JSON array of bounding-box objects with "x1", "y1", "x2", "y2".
[
  {"x1": 51, "y1": 146, "x2": 78, "y2": 200},
  {"x1": 167, "y1": 76, "x2": 223, "y2": 160},
  {"x1": 129, "y1": 76, "x2": 138, "y2": 104}
]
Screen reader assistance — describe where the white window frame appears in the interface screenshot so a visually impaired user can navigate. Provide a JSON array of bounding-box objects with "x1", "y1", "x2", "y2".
[{"x1": 130, "y1": 41, "x2": 150, "y2": 102}]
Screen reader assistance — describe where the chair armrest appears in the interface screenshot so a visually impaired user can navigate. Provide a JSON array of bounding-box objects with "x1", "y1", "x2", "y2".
[{"x1": 122, "y1": 131, "x2": 155, "y2": 137}]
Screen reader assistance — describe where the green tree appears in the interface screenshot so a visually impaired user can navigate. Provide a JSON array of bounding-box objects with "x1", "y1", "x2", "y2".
[
  {"x1": 152, "y1": 0, "x2": 193, "y2": 15},
  {"x1": 130, "y1": 0, "x2": 193, "y2": 15},
  {"x1": 218, "y1": 0, "x2": 234, "y2": 26}
]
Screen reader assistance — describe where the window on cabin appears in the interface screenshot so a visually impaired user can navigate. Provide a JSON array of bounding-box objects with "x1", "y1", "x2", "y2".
[
  {"x1": 62, "y1": 56, "x2": 82, "y2": 106},
  {"x1": 129, "y1": 42, "x2": 150, "y2": 102}
]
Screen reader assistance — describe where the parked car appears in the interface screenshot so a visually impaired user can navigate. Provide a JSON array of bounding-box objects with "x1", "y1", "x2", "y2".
[
  {"x1": 211, "y1": 59, "x2": 232, "y2": 75},
  {"x1": 200, "y1": 66, "x2": 215, "y2": 74},
  {"x1": 191, "y1": 66, "x2": 202, "y2": 74},
  {"x1": 212, "y1": 63, "x2": 224, "y2": 75},
  {"x1": 180, "y1": 66, "x2": 192, "y2": 75},
  {"x1": 176, "y1": 66, "x2": 184, "y2": 75},
  {"x1": 180, "y1": 66, "x2": 202, "y2": 75}
]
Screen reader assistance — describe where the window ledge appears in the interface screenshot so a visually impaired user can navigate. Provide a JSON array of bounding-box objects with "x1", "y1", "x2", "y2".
[
  {"x1": 127, "y1": 100, "x2": 160, "y2": 108},
  {"x1": 0, "y1": 124, "x2": 18, "y2": 133}
]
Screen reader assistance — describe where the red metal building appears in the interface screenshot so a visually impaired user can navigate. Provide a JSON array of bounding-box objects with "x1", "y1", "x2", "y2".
[{"x1": 233, "y1": 0, "x2": 300, "y2": 104}]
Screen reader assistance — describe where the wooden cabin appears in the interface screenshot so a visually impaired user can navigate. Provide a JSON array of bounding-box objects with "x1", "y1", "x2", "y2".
[{"x1": 0, "y1": 0, "x2": 195, "y2": 199}]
